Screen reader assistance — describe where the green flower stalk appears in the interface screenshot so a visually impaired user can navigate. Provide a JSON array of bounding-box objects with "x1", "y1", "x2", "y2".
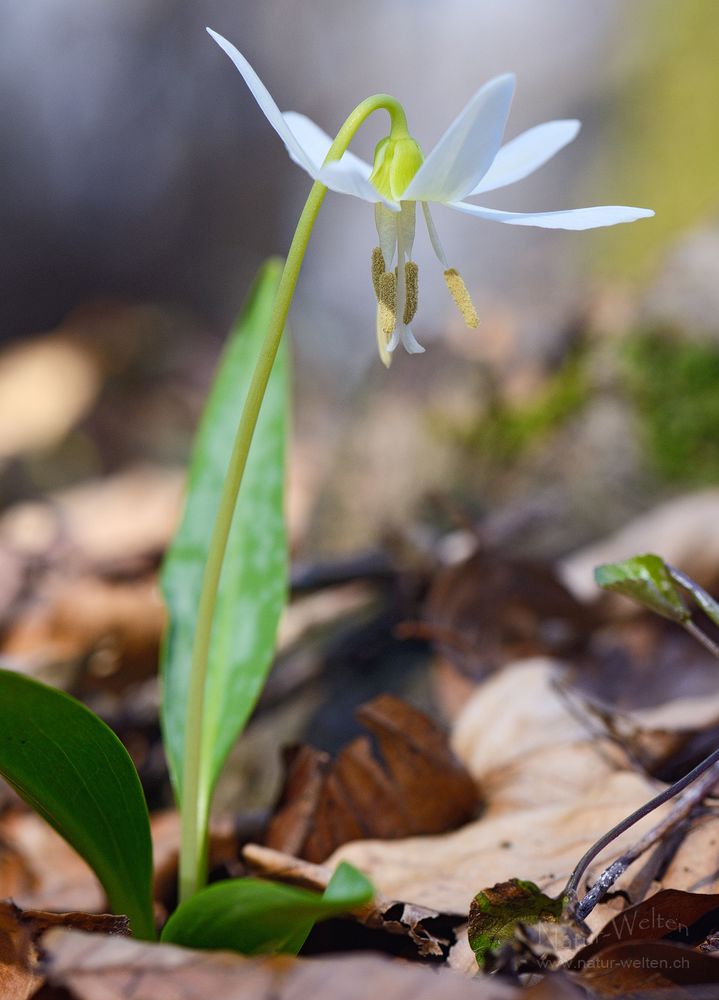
[{"x1": 178, "y1": 27, "x2": 655, "y2": 902}]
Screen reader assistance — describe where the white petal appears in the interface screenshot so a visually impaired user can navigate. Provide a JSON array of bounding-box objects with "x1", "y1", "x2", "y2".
[
  {"x1": 283, "y1": 111, "x2": 373, "y2": 175},
  {"x1": 470, "y1": 120, "x2": 581, "y2": 195},
  {"x1": 400, "y1": 202, "x2": 417, "y2": 258},
  {"x1": 447, "y1": 201, "x2": 655, "y2": 230},
  {"x1": 400, "y1": 325, "x2": 426, "y2": 354},
  {"x1": 387, "y1": 328, "x2": 400, "y2": 353},
  {"x1": 375, "y1": 204, "x2": 397, "y2": 267},
  {"x1": 402, "y1": 73, "x2": 515, "y2": 203},
  {"x1": 318, "y1": 160, "x2": 400, "y2": 210},
  {"x1": 207, "y1": 28, "x2": 317, "y2": 177},
  {"x1": 421, "y1": 203, "x2": 448, "y2": 267}
]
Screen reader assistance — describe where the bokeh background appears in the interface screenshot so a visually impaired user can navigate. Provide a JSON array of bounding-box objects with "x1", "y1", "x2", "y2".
[{"x1": 1, "y1": 0, "x2": 718, "y2": 557}]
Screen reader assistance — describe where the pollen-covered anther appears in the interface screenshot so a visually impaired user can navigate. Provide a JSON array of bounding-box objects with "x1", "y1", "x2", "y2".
[
  {"x1": 403, "y1": 261, "x2": 419, "y2": 324},
  {"x1": 371, "y1": 247, "x2": 385, "y2": 299},
  {"x1": 378, "y1": 271, "x2": 397, "y2": 335},
  {"x1": 444, "y1": 268, "x2": 479, "y2": 328}
]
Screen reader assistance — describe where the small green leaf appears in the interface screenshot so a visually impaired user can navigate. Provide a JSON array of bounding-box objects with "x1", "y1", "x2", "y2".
[
  {"x1": 0, "y1": 669, "x2": 154, "y2": 939},
  {"x1": 161, "y1": 862, "x2": 373, "y2": 955},
  {"x1": 594, "y1": 554, "x2": 690, "y2": 622},
  {"x1": 468, "y1": 879, "x2": 564, "y2": 969},
  {"x1": 160, "y1": 259, "x2": 289, "y2": 810}
]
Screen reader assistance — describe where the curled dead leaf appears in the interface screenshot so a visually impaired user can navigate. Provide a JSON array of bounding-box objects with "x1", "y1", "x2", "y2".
[
  {"x1": 264, "y1": 694, "x2": 480, "y2": 863},
  {"x1": 0, "y1": 901, "x2": 127, "y2": 1000}
]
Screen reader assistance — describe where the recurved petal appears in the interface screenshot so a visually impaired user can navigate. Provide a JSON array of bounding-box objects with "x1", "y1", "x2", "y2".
[
  {"x1": 469, "y1": 119, "x2": 581, "y2": 195},
  {"x1": 283, "y1": 111, "x2": 373, "y2": 175},
  {"x1": 400, "y1": 325, "x2": 426, "y2": 354},
  {"x1": 402, "y1": 73, "x2": 515, "y2": 204},
  {"x1": 207, "y1": 28, "x2": 317, "y2": 177},
  {"x1": 447, "y1": 200, "x2": 655, "y2": 229},
  {"x1": 375, "y1": 204, "x2": 397, "y2": 266},
  {"x1": 318, "y1": 160, "x2": 400, "y2": 210}
]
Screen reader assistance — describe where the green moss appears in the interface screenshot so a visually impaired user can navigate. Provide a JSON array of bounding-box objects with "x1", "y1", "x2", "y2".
[
  {"x1": 449, "y1": 349, "x2": 590, "y2": 464},
  {"x1": 622, "y1": 330, "x2": 719, "y2": 483},
  {"x1": 468, "y1": 879, "x2": 565, "y2": 970}
]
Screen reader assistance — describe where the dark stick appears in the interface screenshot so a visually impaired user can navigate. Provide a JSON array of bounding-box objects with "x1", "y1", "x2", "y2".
[{"x1": 565, "y1": 744, "x2": 719, "y2": 907}]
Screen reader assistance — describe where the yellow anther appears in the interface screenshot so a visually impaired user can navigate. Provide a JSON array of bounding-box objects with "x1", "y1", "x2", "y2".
[
  {"x1": 403, "y1": 261, "x2": 419, "y2": 324},
  {"x1": 378, "y1": 271, "x2": 397, "y2": 336},
  {"x1": 376, "y1": 305, "x2": 392, "y2": 368},
  {"x1": 371, "y1": 247, "x2": 385, "y2": 300},
  {"x1": 443, "y1": 268, "x2": 479, "y2": 328}
]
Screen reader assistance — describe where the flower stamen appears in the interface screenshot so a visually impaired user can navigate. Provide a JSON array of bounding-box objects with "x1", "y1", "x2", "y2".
[
  {"x1": 444, "y1": 268, "x2": 479, "y2": 328},
  {"x1": 371, "y1": 246, "x2": 385, "y2": 298},
  {"x1": 403, "y1": 261, "x2": 419, "y2": 324},
  {"x1": 378, "y1": 271, "x2": 397, "y2": 335}
]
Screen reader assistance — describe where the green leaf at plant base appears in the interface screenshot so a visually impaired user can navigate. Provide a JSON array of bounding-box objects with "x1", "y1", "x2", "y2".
[
  {"x1": 468, "y1": 878, "x2": 564, "y2": 969},
  {"x1": 0, "y1": 669, "x2": 155, "y2": 940},
  {"x1": 161, "y1": 862, "x2": 373, "y2": 955},
  {"x1": 594, "y1": 554, "x2": 689, "y2": 623},
  {"x1": 160, "y1": 259, "x2": 289, "y2": 811}
]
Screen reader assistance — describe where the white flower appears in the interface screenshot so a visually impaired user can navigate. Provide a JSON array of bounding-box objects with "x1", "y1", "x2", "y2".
[{"x1": 207, "y1": 28, "x2": 654, "y2": 365}]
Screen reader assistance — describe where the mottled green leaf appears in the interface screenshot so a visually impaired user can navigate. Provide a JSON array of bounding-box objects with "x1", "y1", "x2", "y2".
[
  {"x1": 160, "y1": 259, "x2": 289, "y2": 810},
  {"x1": 0, "y1": 669, "x2": 154, "y2": 940},
  {"x1": 594, "y1": 554, "x2": 689, "y2": 622},
  {"x1": 161, "y1": 862, "x2": 373, "y2": 955},
  {"x1": 468, "y1": 879, "x2": 564, "y2": 969}
]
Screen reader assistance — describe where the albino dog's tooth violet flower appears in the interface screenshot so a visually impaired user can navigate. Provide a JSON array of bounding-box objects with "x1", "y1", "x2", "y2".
[{"x1": 207, "y1": 28, "x2": 654, "y2": 367}]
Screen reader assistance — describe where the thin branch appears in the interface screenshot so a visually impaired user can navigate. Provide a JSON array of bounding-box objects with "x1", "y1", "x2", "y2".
[
  {"x1": 565, "y1": 745, "x2": 719, "y2": 906},
  {"x1": 683, "y1": 618, "x2": 719, "y2": 660},
  {"x1": 574, "y1": 759, "x2": 719, "y2": 919}
]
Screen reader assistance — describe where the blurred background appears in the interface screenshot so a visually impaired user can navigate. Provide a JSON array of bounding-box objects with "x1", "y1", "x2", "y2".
[
  {"x1": 2, "y1": 0, "x2": 719, "y2": 840},
  {"x1": 1, "y1": 0, "x2": 718, "y2": 555}
]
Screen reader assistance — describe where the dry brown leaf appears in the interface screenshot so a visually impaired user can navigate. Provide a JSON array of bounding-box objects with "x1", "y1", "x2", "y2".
[
  {"x1": 567, "y1": 683, "x2": 719, "y2": 784},
  {"x1": 0, "y1": 902, "x2": 127, "y2": 1000},
  {"x1": 0, "y1": 466, "x2": 182, "y2": 689},
  {"x1": 560, "y1": 489, "x2": 719, "y2": 604},
  {"x1": 2, "y1": 576, "x2": 165, "y2": 689},
  {"x1": 569, "y1": 888, "x2": 719, "y2": 971},
  {"x1": 0, "y1": 809, "x2": 205, "y2": 918},
  {"x1": 423, "y1": 549, "x2": 593, "y2": 680},
  {"x1": 0, "y1": 465, "x2": 183, "y2": 569},
  {"x1": 0, "y1": 334, "x2": 101, "y2": 461},
  {"x1": 327, "y1": 660, "x2": 670, "y2": 968},
  {"x1": 0, "y1": 901, "x2": 41, "y2": 1000},
  {"x1": 0, "y1": 811, "x2": 104, "y2": 914},
  {"x1": 661, "y1": 816, "x2": 719, "y2": 895},
  {"x1": 577, "y1": 940, "x2": 719, "y2": 996},
  {"x1": 265, "y1": 694, "x2": 480, "y2": 862},
  {"x1": 40, "y1": 927, "x2": 523, "y2": 1000}
]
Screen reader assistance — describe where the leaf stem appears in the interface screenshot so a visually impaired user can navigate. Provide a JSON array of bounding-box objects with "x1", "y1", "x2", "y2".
[
  {"x1": 574, "y1": 758, "x2": 719, "y2": 919},
  {"x1": 178, "y1": 94, "x2": 408, "y2": 903},
  {"x1": 565, "y1": 744, "x2": 719, "y2": 908}
]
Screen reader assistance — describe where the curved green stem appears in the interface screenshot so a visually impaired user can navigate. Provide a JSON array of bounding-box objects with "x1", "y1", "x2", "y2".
[{"x1": 178, "y1": 94, "x2": 407, "y2": 902}]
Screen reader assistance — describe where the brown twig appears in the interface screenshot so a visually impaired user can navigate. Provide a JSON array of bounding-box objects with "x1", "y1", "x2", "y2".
[{"x1": 566, "y1": 752, "x2": 719, "y2": 918}]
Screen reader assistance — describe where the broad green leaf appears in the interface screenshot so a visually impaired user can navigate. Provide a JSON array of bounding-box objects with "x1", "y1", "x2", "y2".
[
  {"x1": 594, "y1": 554, "x2": 689, "y2": 622},
  {"x1": 668, "y1": 565, "x2": 719, "y2": 629},
  {"x1": 0, "y1": 669, "x2": 154, "y2": 940},
  {"x1": 468, "y1": 879, "x2": 564, "y2": 969},
  {"x1": 161, "y1": 862, "x2": 373, "y2": 955},
  {"x1": 160, "y1": 259, "x2": 289, "y2": 809}
]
